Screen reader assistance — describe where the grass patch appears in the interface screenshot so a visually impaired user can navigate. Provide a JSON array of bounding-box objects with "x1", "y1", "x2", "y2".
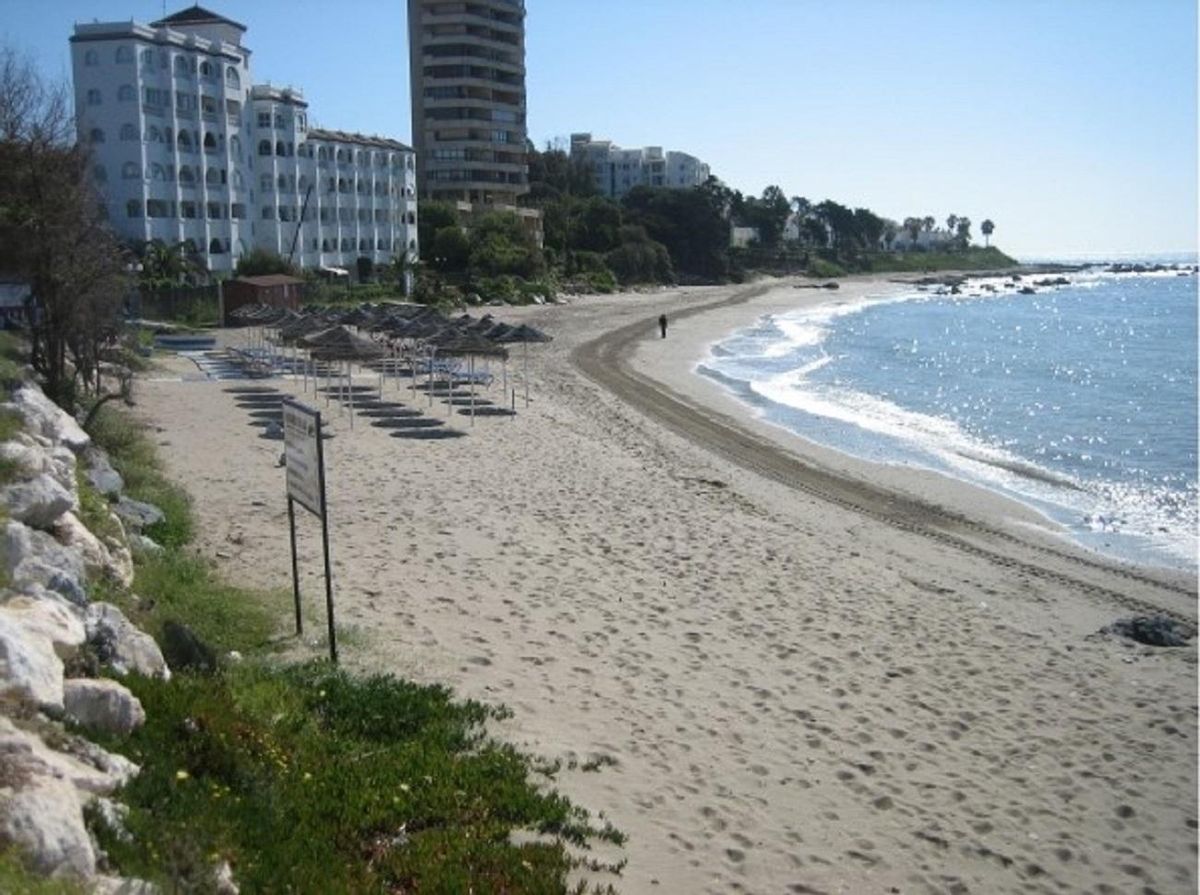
[
  {"x1": 90, "y1": 663, "x2": 619, "y2": 893},
  {"x1": 0, "y1": 850, "x2": 85, "y2": 894},
  {"x1": 85, "y1": 405, "x2": 193, "y2": 547},
  {"x1": 75, "y1": 470, "x2": 123, "y2": 544},
  {"x1": 860, "y1": 245, "x2": 1019, "y2": 273},
  {"x1": 805, "y1": 257, "x2": 848, "y2": 278},
  {"x1": 124, "y1": 550, "x2": 284, "y2": 655}
]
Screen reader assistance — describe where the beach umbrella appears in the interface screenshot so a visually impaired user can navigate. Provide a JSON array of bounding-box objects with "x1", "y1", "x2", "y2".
[
  {"x1": 433, "y1": 332, "x2": 507, "y2": 425},
  {"x1": 495, "y1": 324, "x2": 552, "y2": 407},
  {"x1": 308, "y1": 328, "x2": 385, "y2": 427}
]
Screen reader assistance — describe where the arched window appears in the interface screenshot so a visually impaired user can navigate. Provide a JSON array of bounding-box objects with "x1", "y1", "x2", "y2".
[
  {"x1": 225, "y1": 66, "x2": 240, "y2": 88},
  {"x1": 84, "y1": 50, "x2": 98, "y2": 66},
  {"x1": 199, "y1": 60, "x2": 212, "y2": 79},
  {"x1": 203, "y1": 132, "x2": 216, "y2": 150},
  {"x1": 177, "y1": 131, "x2": 192, "y2": 150},
  {"x1": 377, "y1": 238, "x2": 386, "y2": 250},
  {"x1": 121, "y1": 162, "x2": 140, "y2": 180},
  {"x1": 89, "y1": 127, "x2": 105, "y2": 144},
  {"x1": 140, "y1": 49, "x2": 154, "y2": 68},
  {"x1": 261, "y1": 206, "x2": 273, "y2": 220},
  {"x1": 150, "y1": 163, "x2": 166, "y2": 181},
  {"x1": 275, "y1": 141, "x2": 285, "y2": 156},
  {"x1": 260, "y1": 174, "x2": 273, "y2": 192},
  {"x1": 356, "y1": 179, "x2": 365, "y2": 194},
  {"x1": 209, "y1": 238, "x2": 224, "y2": 254},
  {"x1": 93, "y1": 165, "x2": 107, "y2": 183},
  {"x1": 358, "y1": 238, "x2": 368, "y2": 251},
  {"x1": 116, "y1": 46, "x2": 133, "y2": 64},
  {"x1": 178, "y1": 166, "x2": 195, "y2": 184},
  {"x1": 86, "y1": 89, "x2": 101, "y2": 106},
  {"x1": 206, "y1": 167, "x2": 219, "y2": 185},
  {"x1": 406, "y1": 211, "x2": 415, "y2": 224},
  {"x1": 126, "y1": 199, "x2": 142, "y2": 218},
  {"x1": 174, "y1": 56, "x2": 189, "y2": 76},
  {"x1": 341, "y1": 238, "x2": 351, "y2": 251},
  {"x1": 321, "y1": 239, "x2": 331, "y2": 252},
  {"x1": 408, "y1": 239, "x2": 417, "y2": 251},
  {"x1": 119, "y1": 123, "x2": 137, "y2": 141},
  {"x1": 257, "y1": 140, "x2": 271, "y2": 156}
]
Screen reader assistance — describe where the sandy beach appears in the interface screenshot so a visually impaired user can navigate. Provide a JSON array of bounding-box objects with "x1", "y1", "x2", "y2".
[{"x1": 135, "y1": 277, "x2": 1197, "y2": 895}]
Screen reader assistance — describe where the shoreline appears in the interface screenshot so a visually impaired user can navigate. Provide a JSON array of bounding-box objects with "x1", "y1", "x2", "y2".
[
  {"x1": 134, "y1": 279, "x2": 1197, "y2": 894},
  {"x1": 637, "y1": 273, "x2": 1196, "y2": 578}
]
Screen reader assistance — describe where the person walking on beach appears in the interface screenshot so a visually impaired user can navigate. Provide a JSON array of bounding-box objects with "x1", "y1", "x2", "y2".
[{"x1": 659, "y1": 313, "x2": 668, "y2": 339}]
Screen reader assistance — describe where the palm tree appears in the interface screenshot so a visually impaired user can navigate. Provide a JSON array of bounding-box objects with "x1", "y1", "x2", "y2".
[
  {"x1": 922, "y1": 216, "x2": 935, "y2": 233},
  {"x1": 903, "y1": 217, "x2": 922, "y2": 247},
  {"x1": 946, "y1": 214, "x2": 958, "y2": 237},
  {"x1": 981, "y1": 219, "x2": 995, "y2": 247}
]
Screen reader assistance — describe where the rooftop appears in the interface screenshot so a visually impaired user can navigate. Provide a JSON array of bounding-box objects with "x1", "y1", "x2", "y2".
[
  {"x1": 151, "y1": 4, "x2": 247, "y2": 32},
  {"x1": 307, "y1": 128, "x2": 413, "y2": 153}
]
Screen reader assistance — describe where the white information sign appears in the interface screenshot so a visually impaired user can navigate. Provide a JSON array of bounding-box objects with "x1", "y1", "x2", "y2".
[{"x1": 282, "y1": 399, "x2": 323, "y2": 517}]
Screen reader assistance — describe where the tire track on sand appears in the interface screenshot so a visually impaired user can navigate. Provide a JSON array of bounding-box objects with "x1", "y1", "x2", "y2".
[{"x1": 571, "y1": 283, "x2": 1196, "y2": 621}]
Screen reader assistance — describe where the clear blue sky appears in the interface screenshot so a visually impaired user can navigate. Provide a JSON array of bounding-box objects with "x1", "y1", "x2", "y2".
[{"x1": 5, "y1": 0, "x2": 1197, "y2": 258}]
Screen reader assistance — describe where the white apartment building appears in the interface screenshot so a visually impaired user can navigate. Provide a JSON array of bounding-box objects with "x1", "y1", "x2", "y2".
[
  {"x1": 71, "y1": 5, "x2": 417, "y2": 276},
  {"x1": 570, "y1": 133, "x2": 711, "y2": 201}
]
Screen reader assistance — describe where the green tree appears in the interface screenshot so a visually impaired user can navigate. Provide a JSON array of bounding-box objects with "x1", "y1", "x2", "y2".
[
  {"x1": 429, "y1": 226, "x2": 470, "y2": 272},
  {"x1": 235, "y1": 248, "x2": 295, "y2": 277},
  {"x1": 0, "y1": 47, "x2": 128, "y2": 403},
  {"x1": 468, "y1": 212, "x2": 543, "y2": 278},
  {"x1": 570, "y1": 196, "x2": 622, "y2": 253},
  {"x1": 623, "y1": 180, "x2": 732, "y2": 281},
  {"x1": 903, "y1": 217, "x2": 922, "y2": 247},
  {"x1": 137, "y1": 239, "x2": 205, "y2": 289},
  {"x1": 981, "y1": 219, "x2": 995, "y2": 247},
  {"x1": 955, "y1": 216, "x2": 972, "y2": 247},
  {"x1": 604, "y1": 225, "x2": 674, "y2": 284},
  {"x1": 417, "y1": 201, "x2": 460, "y2": 257}
]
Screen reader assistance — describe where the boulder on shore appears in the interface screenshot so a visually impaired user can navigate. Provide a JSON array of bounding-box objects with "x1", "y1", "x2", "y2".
[
  {"x1": 7, "y1": 386, "x2": 90, "y2": 453},
  {"x1": 0, "y1": 473, "x2": 75, "y2": 530},
  {"x1": 4, "y1": 519, "x2": 88, "y2": 605},
  {"x1": 113, "y1": 497, "x2": 165, "y2": 533}
]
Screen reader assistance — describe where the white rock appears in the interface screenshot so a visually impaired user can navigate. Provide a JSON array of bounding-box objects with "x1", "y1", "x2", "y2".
[
  {"x1": 105, "y1": 545, "x2": 134, "y2": 588},
  {"x1": 54, "y1": 512, "x2": 111, "y2": 580},
  {"x1": 8, "y1": 386, "x2": 90, "y2": 453},
  {"x1": 89, "y1": 796, "x2": 132, "y2": 844},
  {"x1": 129, "y1": 534, "x2": 163, "y2": 557},
  {"x1": 4, "y1": 520, "x2": 88, "y2": 605},
  {"x1": 85, "y1": 603, "x2": 170, "y2": 681},
  {"x1": 84, "y1": 446, "x2": 125, "y2": 497},
  {"x1": 0, "y1": 587, "x2": 85, "y2": 658},
  {"x1": 0, "y1": 776, "x2": 96, "y2": 877},
  {"x1": 63, "y1": 678, "x2": 146, "y2": 736},
  {"x1": 1, "y1": 473, "x2": 75, "y2": 530},
  {"x1": 91, "y1": 875, "x2": 161, "y2": 894},
  {"x1": 0, "y1": 611, "x2": 64, "y2": 710},
  {"x1": 213, "y1": 860, "x2": 239, "y2": 894},
  {"x1": 0, "y1": 716, "x2": 138, "y2": 797},
  {"x1": 0, "y1": 439, "x2": 50, "y2": 481},
  {"x1": 48, "y1": 444, "x2": 80, "y2": 498}
]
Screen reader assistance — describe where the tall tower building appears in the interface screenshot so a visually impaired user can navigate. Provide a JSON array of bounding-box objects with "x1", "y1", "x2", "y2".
[{"x1": 407, "y1": 0, "x2": 530, "y2": 211}]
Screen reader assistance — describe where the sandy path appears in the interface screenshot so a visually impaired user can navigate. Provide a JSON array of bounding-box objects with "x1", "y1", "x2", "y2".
[{"x1": 136, "y1": 278, "x2": 1197, "y2": 895}]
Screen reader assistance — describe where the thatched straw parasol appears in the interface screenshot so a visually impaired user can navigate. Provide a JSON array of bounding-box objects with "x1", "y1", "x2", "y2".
[{"x1": 494, "y1": 324, "x2": 551, "y2": 407}]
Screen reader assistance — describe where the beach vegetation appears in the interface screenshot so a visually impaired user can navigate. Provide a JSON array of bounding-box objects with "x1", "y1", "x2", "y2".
[{"x1": 73, "y1": 404, "x2": 625, "y2": 892}]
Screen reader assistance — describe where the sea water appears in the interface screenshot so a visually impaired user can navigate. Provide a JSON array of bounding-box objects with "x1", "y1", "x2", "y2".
[{"x1": 698, "y1": 267, "x2": 1199, "y2": 570}]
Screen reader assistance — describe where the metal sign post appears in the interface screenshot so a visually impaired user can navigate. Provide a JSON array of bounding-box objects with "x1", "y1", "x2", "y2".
[{"x1": 282, "y1": 398, "x2": 337, "y2": 664}]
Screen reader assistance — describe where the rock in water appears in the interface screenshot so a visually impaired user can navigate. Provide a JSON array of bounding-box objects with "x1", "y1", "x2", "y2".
[
  {"x1": 161, "y1": 620, "x2": 217, "y2": 673},
  {"x1": 1099, "y1": 615, "x2": 1195, "y2": 647}
]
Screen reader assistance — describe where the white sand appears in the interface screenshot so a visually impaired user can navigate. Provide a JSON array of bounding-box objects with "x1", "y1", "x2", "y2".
[{"x1": 136, "y1": 277, "x2": 1197, "y2": 894}]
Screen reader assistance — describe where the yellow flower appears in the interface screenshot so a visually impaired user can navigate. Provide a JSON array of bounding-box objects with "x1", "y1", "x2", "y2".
[{"x1": 175, "y1": 770, "x2": 189, "y2": 781}]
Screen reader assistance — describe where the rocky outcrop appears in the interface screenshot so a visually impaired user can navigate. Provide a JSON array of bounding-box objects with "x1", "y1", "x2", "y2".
[
  {"x1": 7, "y1": 385, "x2": 90, "y2": 453},
  {"x1": 5, "y1": 519, "x2": 88, "y2": 606},
  {"x1": 86, "y1": 603, "x2": 170, "y2": 681},
  {"x1": 63, "y1": 678, "x2": 146, "y2": 736},
  {"x1": 0, "y1": 379, "x2": 174, "y2": 887}
]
